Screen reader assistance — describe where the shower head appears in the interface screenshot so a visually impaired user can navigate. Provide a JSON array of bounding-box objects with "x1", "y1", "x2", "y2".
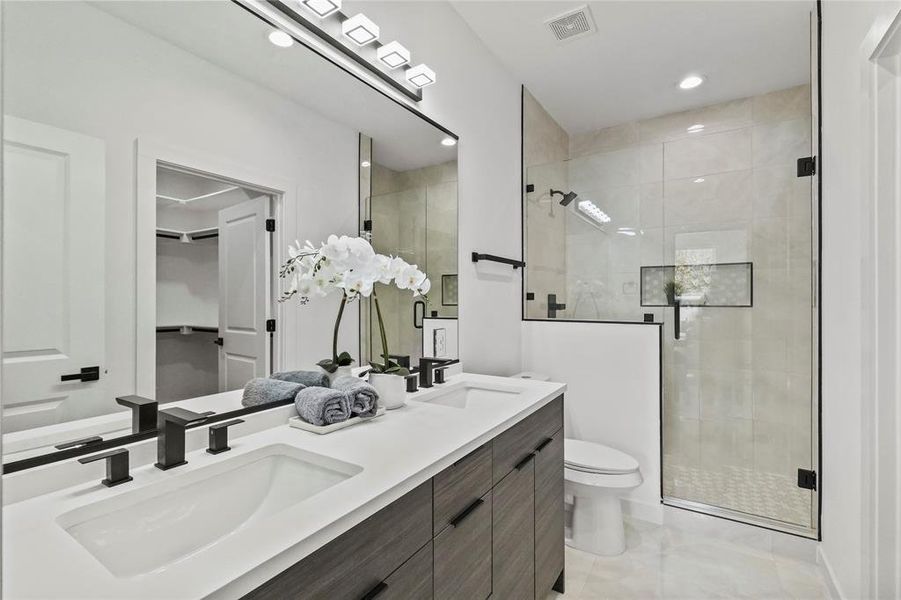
[{"x1": 550, "y1": 189, "x2": 578, "y2": 206}]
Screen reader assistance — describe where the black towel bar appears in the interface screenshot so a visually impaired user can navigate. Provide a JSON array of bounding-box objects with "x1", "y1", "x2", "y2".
[{"x1": 471, "y1": 252, "x2": 525, "y2": 269}]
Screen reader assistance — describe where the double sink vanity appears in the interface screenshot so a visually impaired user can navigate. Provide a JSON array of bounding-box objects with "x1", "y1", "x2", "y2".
[{"x1": 3, "y1": 373, "x2": 566, "y2": 599}]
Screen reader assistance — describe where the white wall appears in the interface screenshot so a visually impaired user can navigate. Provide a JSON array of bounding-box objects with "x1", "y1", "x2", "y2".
[
  {"x1": 343, "y1": 1, "x2": 525, "y2": 375},
  {"x1": 3, "y1": 1, "x2": 360, "y2": 413},
  {"x1": 820, "y1": 2, "x2": 901, "y2": 598},
  {"x1": 522, "y1": 321, "x2": 662, "y2": 518}
]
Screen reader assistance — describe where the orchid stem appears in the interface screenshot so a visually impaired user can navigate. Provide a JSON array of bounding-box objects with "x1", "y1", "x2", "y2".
[
  {"x1": 372, "y1": 290, "x2": 390, "y2": 369},
  {"x1": 333, "y1": 295, "x2": 346, "y2": 363}
]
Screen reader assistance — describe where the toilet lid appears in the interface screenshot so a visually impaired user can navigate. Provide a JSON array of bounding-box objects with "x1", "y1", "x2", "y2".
[{"x1": 564, "y1": 439, "x2": 639, "y2": 474}]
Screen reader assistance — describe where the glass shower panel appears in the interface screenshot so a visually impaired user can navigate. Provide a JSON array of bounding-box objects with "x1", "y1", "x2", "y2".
[{"x1": 659, "y1": 85, "x2": 815, "y2": 530}]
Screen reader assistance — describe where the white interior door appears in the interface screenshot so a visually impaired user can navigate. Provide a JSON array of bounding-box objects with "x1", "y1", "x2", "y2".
[
  {"x1": 2, "y1": 116, "x2": 106, "y2": 432},
  {"x1": 218, "y1": 196, "x2": 270, "y2": 391}
]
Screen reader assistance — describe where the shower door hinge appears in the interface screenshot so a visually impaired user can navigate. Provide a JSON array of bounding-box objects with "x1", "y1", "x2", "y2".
[
  {"x1": 526, "y1": 183, "x2": 535, "y2": 193},
  {"x1": 796, "y1": 156, "x2": 816, "y2": 177},
  {"x1": 266, "y1": 319, "x2": 276, "y2": 333},
  {"x1": 265, "y1": 219, "x2": 275, "y2": 232},
  {"x1": 363, "y1": 219, "x2": 372, "y2": 232},
  {"x1": 797, "y1": 468, "x2": 817, "y2": 490}
]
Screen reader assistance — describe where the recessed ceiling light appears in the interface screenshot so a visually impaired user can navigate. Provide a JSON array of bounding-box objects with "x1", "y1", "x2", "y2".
[
  {"x1": 300, "y1": 0, "x2": 342, "y2": 18},
  {"x1": 693, "y1": 178, "x2": 705, "y2": 183},
  {"x1": 361, "y1": 160, "x2": 371, "y2": 168},
  {"x1": 687, "y1": 123, "x2": 705, "y2": 133},
  {"x1": 406, "y1": 64, "x2": 436, "y2": 88},
  {"x1": 678, "y1": 75, "x2": 704, "y2": 90},
  {"x1": 377, "y1": 41, "x2": 410, "y2": 69},
  {"x1": 268, "y1": 30, "x2": 294, "y2": 48},
  {"x1": 441, "y1": 137, "x2": 457, "y2": 147},
  {"x1": 342, "y1": 13, "x2": 379, "y2": 46}
]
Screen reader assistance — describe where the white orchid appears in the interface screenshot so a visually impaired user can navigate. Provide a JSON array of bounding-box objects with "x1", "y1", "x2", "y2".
[{"x1": 279, "y1": 235, "x2": 432, "y2": 375}]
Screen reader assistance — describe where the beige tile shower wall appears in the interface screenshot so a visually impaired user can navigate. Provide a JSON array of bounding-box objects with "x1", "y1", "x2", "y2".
[
  {"x1": 523, "y1": 89, "x2": 569, "y2": 319},
  {"x1": 570, "y1": 85, "x2": 813, "y2": 525},
  {"x1": 370, "y1": 160, "x2": 458, "y2": 363}
]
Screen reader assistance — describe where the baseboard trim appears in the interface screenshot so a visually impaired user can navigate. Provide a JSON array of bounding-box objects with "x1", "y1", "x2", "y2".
[{"x1": 817, "y1": 546, "x2": 844, "y2": 600}]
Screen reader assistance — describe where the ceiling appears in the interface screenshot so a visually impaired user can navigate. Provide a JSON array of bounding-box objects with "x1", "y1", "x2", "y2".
[
  {"x1": 453, "y1": 1, "x2": 814, "y2": 134},
  {"x1": 92, "y1": 1, "x2": 456, "y2": 171}
]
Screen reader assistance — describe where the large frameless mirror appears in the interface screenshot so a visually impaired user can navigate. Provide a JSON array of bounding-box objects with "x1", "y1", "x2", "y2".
[{"x1": 1, "y1": 0, "x2": 459, "y2": 471}]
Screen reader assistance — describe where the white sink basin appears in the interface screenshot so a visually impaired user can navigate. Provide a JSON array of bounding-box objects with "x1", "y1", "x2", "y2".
[
  {"x1": 414, "y1": 381, "x2": 525, "y2": 409},
  {"x1": 57, "y1": 444, "x2": 361, "y2": 578}
]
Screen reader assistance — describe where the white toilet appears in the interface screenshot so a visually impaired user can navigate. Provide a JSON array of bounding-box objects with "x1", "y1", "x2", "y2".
[{"x1": 564, "y1": 438, "x2": 642, "y2": 556}]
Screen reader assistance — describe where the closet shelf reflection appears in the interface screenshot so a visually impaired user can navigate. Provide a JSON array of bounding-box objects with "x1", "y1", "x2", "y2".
[
  {"x1": 155, "y1": 325, "x2": 219, "y2": 335},
  {"x1": 155, "y1": 227, "x2": 219, "y2": 243}
]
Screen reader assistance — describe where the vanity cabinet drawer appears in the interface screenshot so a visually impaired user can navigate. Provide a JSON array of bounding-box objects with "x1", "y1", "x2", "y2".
[
  {"x1": 433, "y1": 442, "x2": 492, "y2": 536},
  {"x1": 492, "y1": 395, "x2": 563, "y2": 484},
  {"x1": 433, "y1": 490, "x2": 492, "y2": 600},
  {"x1": 372, "y1": 541, "x2": 433, "y2": 600},
  {"x1": 242, "y1": 481, "x2": 432, "y2": 600},
  {"x1": 492, "y1": 457, "x2": 535, "y2": 600}
]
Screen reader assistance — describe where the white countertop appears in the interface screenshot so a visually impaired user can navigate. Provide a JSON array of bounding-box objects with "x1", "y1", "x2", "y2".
[{"x1": 2, "y1": 373, "x2": 565, "y2": 600}]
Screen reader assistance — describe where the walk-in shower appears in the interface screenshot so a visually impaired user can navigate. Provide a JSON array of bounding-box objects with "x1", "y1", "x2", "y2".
[{"x1": 521, "y1": 8, "x2": 819, "y2": 537}]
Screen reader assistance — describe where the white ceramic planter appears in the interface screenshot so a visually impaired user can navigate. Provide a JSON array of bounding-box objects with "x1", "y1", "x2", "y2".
[
  {"x1": 368, "y1": 373, "x2": 406, "y2": 410},
  {"x1": 321, "y1": 365, "x2": 354, "y2": 384}
]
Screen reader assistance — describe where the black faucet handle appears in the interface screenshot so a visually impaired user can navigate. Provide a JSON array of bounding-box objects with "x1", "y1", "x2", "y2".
[
  {"x1": 434, "y1": 367, "x2": 449, "y2": 384},
  {"x1": 207, "y1": 419, "x2": 244, "y2": 455},
  {"x1": 116, "y1": 395, "x2": 158, "y2": 433},
  {"x1": 79, "y1": 448, "x2": 133, "y2": 487},
  {"x1": 158, "y1": 407, "x2": 212, "y2": 427},
  {"x1": 405, "y1": 373, "x2": 419, "y2": 393}
]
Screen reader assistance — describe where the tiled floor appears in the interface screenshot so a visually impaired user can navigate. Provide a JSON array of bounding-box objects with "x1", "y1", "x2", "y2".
[{"x1": 547, "y1": 519, "x2": 830, "y2": 600}]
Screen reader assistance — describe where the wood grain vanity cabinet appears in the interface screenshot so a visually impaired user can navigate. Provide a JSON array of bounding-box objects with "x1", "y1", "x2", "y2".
[{"x1": 242, "y1": 395, "x2": 564, "y2": 600}]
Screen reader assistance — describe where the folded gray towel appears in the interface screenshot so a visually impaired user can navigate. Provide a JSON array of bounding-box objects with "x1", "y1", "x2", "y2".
[
  {"x1": 242, "y1": 378, "x2": 305, "y2": 407},
  {"x1": 331, "y1": 374, "x2": 379, "y2": 418},
  {"x1": 270, "y1": 370, "x2": 329, "y2": 387},
  {"x1": 295, "y1": 386, "x2": 351, "y2": 426}
]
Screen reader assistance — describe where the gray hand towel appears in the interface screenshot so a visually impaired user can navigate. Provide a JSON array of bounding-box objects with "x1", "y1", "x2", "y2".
[
  {"x1": 331, "y1": 374, "x2": 379, "y2": 418},
  {"x1": 242, "y1": 378, "x2": 305, "y2": 407},
  {"x1": 295, "y1": 386, "x2": 351, "y2": 426},
  {"x1": 270, "y1": 370, "x2": 329, "y2": 387}
]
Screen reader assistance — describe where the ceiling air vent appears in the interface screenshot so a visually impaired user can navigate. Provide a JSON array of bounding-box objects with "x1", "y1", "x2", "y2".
[{"x1": 545, "y1": 5, "x2": 596, "y2": 43}]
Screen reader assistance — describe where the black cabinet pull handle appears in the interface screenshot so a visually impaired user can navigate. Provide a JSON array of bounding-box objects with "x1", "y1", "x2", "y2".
[
  {"x1": 361, "y1": 581, "x2": 388, "y2": 600},
  {"x1": 514, "y1": 453, "x2": 535, "y2": 471},
  {"x1": 449, "y1": 497, "x2": 484, "y2": 528},
  {"x1": 60, "y1": 366, "x2": 100, "y2": 382},
  {"x1": 534, "y1": 437, "x2": 553, "y2": 453}
]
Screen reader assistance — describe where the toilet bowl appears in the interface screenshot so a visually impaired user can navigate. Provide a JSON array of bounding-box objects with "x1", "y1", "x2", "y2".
[{"x1": 564, "y1": 438, "x2": 642, "y2": 556}]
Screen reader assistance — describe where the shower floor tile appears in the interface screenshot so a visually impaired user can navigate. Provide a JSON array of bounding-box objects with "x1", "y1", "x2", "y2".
[
  {"x1": 663, "y1": 464, "x2": 812, "y2": 528},
  {"x1": 547, "y1": 519, "x2": 830, "y2": 600}
]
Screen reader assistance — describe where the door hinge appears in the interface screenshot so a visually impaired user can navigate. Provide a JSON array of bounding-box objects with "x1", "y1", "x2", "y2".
[
  {"x1": 797, "y1": 156, "x2": 816, "y2": 177},
  {"x1": 797, "y1": 468, "x2": 817, "y2": 490},
  {"x1": 265, "y1": 219, "x2": 275, "y2": 232},
  {"x1": 266, "y1": 319, "x2": 276, "y2": 333},
  {"x1": 526, "y1": 183, "x2": 535, "y2": 193}
]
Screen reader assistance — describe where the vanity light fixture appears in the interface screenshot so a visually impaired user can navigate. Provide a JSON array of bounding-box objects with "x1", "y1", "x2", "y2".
[
  {"x1": 268, "y1": 30, "x2": 294, "y2": 48},
  {"x1": 687, "y1": 123, "x2": 705, "y2": 133},
  {"x1": 300, "y1": 0, "x2": 342, "y2": 18},
  {"x1": 406, "y1": 64, "x2": 436, "y2": 88},
  {"x1": 578, "y1": 200, "x2": 611, "y2": 224},
  {"x1": 377, "y1": 41, "x2": 411, "y2": 69},
  {"x1": 440, "y1": 137, "x2": 457, "y2": 147},
  {"x1": 678, "y1": 74, "x2": 705, "y2": 90},
  {"x1": 342, "y1": 13, "x2": 380, "y2": 46}
]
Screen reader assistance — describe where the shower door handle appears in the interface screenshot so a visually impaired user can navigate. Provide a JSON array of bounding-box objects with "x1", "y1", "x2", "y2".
[{"x1": 413, "y1": 300, "x2": 425, "y2": 329}]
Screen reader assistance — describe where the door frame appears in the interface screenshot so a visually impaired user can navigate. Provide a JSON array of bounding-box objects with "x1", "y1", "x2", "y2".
[
  {"x1": 860, "y1": 8, "x2": 901, "y2": 598},
  {"x1": 135, "y1": 138, "x2": 291, "y2": 398}
]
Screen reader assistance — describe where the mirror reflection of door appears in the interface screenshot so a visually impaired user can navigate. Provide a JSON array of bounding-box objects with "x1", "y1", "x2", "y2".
[
  {"x1": 1, "y1": 117, "x2": 106, "y2": 432},
  {"x1": 154, "y1": 166, "x2": 273, "y2": 403}
]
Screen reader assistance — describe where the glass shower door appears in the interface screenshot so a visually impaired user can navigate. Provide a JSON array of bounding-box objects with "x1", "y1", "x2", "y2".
[{"x1": 659, "y1": 85, "x2": 817, "y2": 534}]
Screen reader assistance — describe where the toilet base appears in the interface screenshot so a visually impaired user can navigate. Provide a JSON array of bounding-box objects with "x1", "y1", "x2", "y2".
[{"x1": 567, "y1": 492, "x2": 626, "y2": 556}]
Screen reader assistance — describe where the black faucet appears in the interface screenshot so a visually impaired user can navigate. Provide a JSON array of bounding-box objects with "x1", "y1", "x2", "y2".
[
  {"x1": 155, "y1": 407, "x2": 212, "y2": 470},
  {"x1": 116, "y1": 395, "x2": 158, "y2": 434},
  {"x1": 79, "y1": 448, "x2": 132, "y2": 487},
  {"x1": 419, "y1": 357, "x2": 451, "y2": 388}
]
